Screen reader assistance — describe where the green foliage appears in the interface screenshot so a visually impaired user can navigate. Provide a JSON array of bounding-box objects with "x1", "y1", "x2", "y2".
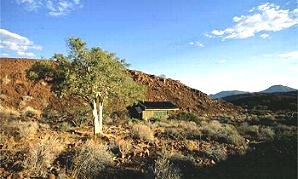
[
  {"x1": 238, "y1": 124, "x2": 275, "y2": 141},
  {"x1": 27, "y1": 37, "x2": 146, "y2": 111},
  {"x1": 171, "y1": 112, "x2": 202, "y2": 125},
  {"x1": 200, "y1": 120, "x2": 245, "y2": 145}
]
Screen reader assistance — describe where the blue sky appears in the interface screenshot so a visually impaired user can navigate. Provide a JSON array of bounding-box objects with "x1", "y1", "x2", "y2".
[{"x1": 1, "y1": 0, "x2": 297, "y2": 94}]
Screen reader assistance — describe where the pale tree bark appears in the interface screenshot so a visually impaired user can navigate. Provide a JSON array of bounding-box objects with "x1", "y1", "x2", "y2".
[
  {"x1": 98, "y1": 102, "x2": 103, "y2": 132},
  {"x1": 93, "y1": 99, "x2": 101, "y2": 135}
]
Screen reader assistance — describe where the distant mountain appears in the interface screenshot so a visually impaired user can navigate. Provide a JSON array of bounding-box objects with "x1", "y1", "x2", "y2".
[
  {"x1": 223, "y1": 91, "x2": 297, "y2": 112},
  {"x1": 209, "y1": 90, "x2": 249, "y2": 99},
  {"x1": 260, "y1": 85, "x2": 296, "y2": 93},
  {"x1": 210, "y1": 85, "x2": 297, "y2": 99}
]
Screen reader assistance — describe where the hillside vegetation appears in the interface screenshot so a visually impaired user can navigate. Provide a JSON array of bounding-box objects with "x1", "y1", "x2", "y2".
[{"x1": 0, "y1": 56, "x2": 297, "y2": 178}]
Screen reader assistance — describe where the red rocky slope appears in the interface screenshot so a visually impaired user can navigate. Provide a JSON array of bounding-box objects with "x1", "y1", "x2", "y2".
[{"x1": 0, "y1": 58, "x2": 241, "y2": 116}]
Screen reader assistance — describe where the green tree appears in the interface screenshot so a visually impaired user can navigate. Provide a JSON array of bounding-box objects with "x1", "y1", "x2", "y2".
[{"x1": 27, "y1": 37, "x2": 146, "y2": 134}]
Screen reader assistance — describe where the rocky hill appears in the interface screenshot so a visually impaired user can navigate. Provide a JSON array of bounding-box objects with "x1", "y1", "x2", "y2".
[
  {"x1": 0, "y1": 58, "x2": 241, "y2": 117},
  {"x1": 130, "y1": 70, "x2": 241, "y2": 116},
  {"x1": 260, "y1": 85, "x2": 296, "y2": 93},
  {"x1": 223, "y1": 91, "x2": 297, "y2": 112},
  {"x1": 209, "y1": 90, "x2": 249, "y2": 99}
]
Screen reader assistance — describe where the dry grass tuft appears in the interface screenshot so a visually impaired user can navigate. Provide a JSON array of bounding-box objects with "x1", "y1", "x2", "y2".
[
  {"x1": 205, "y1": 145, "x2": 228, "y2": 162},
  {"x1": 132, "y1": 123, "x2": 155, "y2": 141},
  {"x1": 238, "y1": 124, "x2": 275, "y2": 141},
  {"x1": 21, "y1": 106, "x2": 41, "y2": 117},
  {"x1": 117, "y1": 139, "x2": 133, "y2": 158},
  {"x1": 24, "y1": 134, "x2": 65, "y2": 177},
  {"x1": 11, "y1": 120, "x2": 39, "y2": 140},
  {"x1": 0, "y1": 120, "x2": 39, "y2": 141},
  {"x1": 0, "y1": 107, "x2": 20, "y2": 117},
  {"x1": 154, "y1": 156, "x2": 182, "y2": 179},
  {"x1": 71, "y1": 140, "x2": 114, "y2": 178}
]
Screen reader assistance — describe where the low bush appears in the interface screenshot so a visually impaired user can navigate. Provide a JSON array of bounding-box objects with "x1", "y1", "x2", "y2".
[
  {"x1": 200, "y1": 120, "x2": 245, "y2": 145},
  {"x1": 205, "y1": 145, "x2": 228, "y2": 162},
  {"x1": 1, "y1": 120, "x2": 39, "y2": 141},
  {"x1": 21, "y1": 106, "x2": 41, "y2": 117},
  {"x1": 71, "y1": 140, "x2": 114, "y2": 178},
  {"x1": 131, "y1": 123, "x2": 155, "y2": 141},
  {"x1": 275, "y1": 124, "x2": 297, "y2": 138},
  {"x1": 116, "y1": 139, "x2": 133, "y2": 158},
  {"x1": 164, "y1": 127, "x2": 184, "y2": 140},
  {"x1": 154, "y1": 156, "x2": 182, "y2": 179},
  {"x1": 184, "y1": 140, "x2": 198, "y2": 152},
  {"x1": 43, "y1": 106, "x2": 91, "y2": 127},
  {"x1": 178, "y1": 121, "x2": 202, "y2": 139},
  {"x1": 24, "y1": 135, "x2": 65, "y2": 177},
  {"x1": 238, "y1": 124, "x2": 275, "y2": 141},
  {"x1": 259, "y1": 127, "x2": 275, "y2": 140},
  {"x1": 171, "y1": 112, "x2": 202, "y2": 125},
  {"x1": 238, "y1": 123, "x2": 259, "y2": 138}
]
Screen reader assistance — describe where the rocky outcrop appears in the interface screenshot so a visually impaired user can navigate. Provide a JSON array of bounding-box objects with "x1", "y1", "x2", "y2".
[{"x1": 0, "y1": 58, "x2": 241, "y2": 116}]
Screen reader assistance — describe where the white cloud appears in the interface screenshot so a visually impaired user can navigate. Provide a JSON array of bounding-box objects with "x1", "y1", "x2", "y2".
[
  {"x1": 218, "y1": 59, "x2": 226, "y2": 64},
  {"x1": 16, "y1": 0, "x2": 81, "y2": 16},
  {"x1": 204, "y1": 33, "x2": 214, "y2": 38},
  {"x1": 17, "y1": 51, "x2": 35, "y2": 57},
  {"x1": 208, "y1": 3, "x2": 298, "y2": 40},
  {"x1": 189, "y1": 41, "x2": 204, "y2": 47},
  {"x1": 16, "y1": 0, "x2": 42, "y2": 11},
  {"x1": 0, "y1": 29, "x2": 42, "y2": 57},
  {"x1": 278, "y1": 50, "x2": 298, "y2": 60},
  {"x1": 0, "y1": 53, "x2": 9, "y2": 57},
  {"x1": 260, "y1": 33, "x2": 270, "y2": 39},
  {"x1": 211, "y1": 30, "x2": 225, "y2": 36}
]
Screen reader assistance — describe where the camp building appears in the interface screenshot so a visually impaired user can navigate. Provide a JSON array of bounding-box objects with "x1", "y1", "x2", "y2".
[{"x1": 133, "y1": 101, "x2": 179, "y2": 120}]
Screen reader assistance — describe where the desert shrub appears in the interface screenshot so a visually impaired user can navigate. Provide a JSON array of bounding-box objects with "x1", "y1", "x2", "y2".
[
  {"x1": 251, "y1": 114, "x2": 276, "y2": 125},
  {"x1": 161, "y1": 120, "x2": 201, "y2": 140},
  {"x1": 205, "y1": 145, "x2": 228, "y2": 162},
  {"x1": 16, "y1": 121, "x2": 39, "y2": 140},
  {"x1": 116, "y1": 139, "x2": 133, "y2": 158},
  {"x1": 0, "y1": 107, "x2": 21, "y2": 117},
  {"x1": 259, "y1": 126, "x2": 275, "y2": 140},
  {"x1": 152, "y1": 120, "x2": 172, "y2": 128},
  {"x1": 200, "y1": 120, "x2": 245, "y2": 145},
  {"x1": 71, "y1": 140, "x2": 114, "y2": 178},
  {"x1": 222, "y1": 125, "x2": 245, "y2": 145},
  {"x1": 275, "y1": 124, "x2": 297, "y2": 138},
  {"x1": 43, "y1": 106, "x2": 91, "y2": 127},
  {"x1": 24, "y1": 135, "x2": 65, "y2": 177},
  {"x1": 19, "y1": 95, "x2": 34, "y2": 109},
  {"x1": 21, "y1": 106, "x2": 41, "y2": 117},
  {"x1": 184, "y1": 140, "x2": 197, "y2": 152},
  {"x1": 177, "y1": 121, "x2": 202, "y2": 139},
  {"x1": 110, "y1": 110, "x2": 130, "y2": 123},
  {"x1": 0, "y1": 129, "x2": 21, "y2": 170},
  {"x1": 238, "y1": 124, "x2": 259, "y2": 138},
  {"x1": 171, "y1": 112, "x2": 202, "y2": 125},
  {"x1": 2, "y1": 120, "x2": 39, "y2": 140},
  {"x1": 238, "y1": 124, "x2": 275, "y2": 141},
  {"x1": 148, "y1": 117, "x2": 162, "y2": 123},
  {"x1": 58, "y1": 121, "x2": 73, "y2": 131},
  {"x1": 164, "y1": 128, "x2": 184, "y2": 140},
  {"x1": 131, "y1": 123, "x2": 154, "y2": 141},
  {"x1": 154, "y1": 156, "x2": 182, "y2": 179}
]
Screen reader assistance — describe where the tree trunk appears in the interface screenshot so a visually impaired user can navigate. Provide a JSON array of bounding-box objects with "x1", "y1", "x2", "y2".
[
  {"x1": 98, "y1": 102, "x2": 103, "y2": 132},
  {"x1": 93, "y1": 99, "x2": 101, "y2": 135}
]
